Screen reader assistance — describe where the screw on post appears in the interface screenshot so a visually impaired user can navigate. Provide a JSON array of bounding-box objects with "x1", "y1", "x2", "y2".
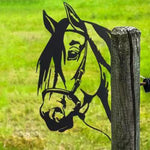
[{"x1": 140, "y1": 76, "x2": 150, "y2": 92}]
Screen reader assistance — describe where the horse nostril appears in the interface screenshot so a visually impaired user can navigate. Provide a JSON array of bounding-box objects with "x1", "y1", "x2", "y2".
[
  {"x1": 54, "y1": 112, "x2": 64, "y2": 123},
  {"x1": 49, "y1": 107, "x2": 65, "y2": 122},
  {"x1": 55, "y1": 107, "x2": 63, "y2": 113}
]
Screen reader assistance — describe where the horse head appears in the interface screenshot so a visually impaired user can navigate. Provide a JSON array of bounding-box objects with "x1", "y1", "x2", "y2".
[{"x1": 37, "y1": 2, "x2": 111, "y2": 133}]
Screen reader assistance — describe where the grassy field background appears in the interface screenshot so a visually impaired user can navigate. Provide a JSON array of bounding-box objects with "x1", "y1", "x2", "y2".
[{"x1": 0, "y1": 0, "x2": 150, "y2": 149}]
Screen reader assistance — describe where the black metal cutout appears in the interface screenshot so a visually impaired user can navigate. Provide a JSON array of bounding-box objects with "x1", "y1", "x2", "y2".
[
  {"x1": 142, "y1": 78, "x2": 150, "y2": 92},
  {"x1": 37, "y1": 2, "x2": 111, "y2": 139}
]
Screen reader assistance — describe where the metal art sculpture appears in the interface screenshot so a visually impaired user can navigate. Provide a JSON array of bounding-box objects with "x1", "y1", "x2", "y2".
[{"x1": 37, "y1": 2, "x2": 111, "y2": 139}]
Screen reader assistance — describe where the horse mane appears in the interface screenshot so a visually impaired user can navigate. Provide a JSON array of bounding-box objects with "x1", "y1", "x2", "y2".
[{"x1": 37, "y1": 18, "x2": 69, "y2": 93}]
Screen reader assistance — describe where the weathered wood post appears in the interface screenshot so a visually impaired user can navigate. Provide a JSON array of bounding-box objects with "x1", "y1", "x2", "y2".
[{"x1": 111, "y1": 27, "x2": 141, "y2": 150}]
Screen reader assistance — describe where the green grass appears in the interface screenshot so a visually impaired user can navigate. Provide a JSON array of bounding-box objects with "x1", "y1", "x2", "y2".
[{"x1": 0, "y1": 0, "x2": 150, "y2": 149}]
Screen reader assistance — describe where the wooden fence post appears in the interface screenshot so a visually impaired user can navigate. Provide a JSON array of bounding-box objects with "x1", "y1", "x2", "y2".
[{"x1": 111, "y1": 27, "x2": 141, "y2": 150}]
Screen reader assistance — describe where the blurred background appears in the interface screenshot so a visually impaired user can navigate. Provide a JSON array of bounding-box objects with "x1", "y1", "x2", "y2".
[{"x1": 0, "y1": 0, "x2": 150, "y2": 149}]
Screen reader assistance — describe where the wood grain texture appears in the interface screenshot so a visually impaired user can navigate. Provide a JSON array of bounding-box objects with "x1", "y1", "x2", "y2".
[{"x1": 111, "y1": 27, "x2": 141, "y2": 150}]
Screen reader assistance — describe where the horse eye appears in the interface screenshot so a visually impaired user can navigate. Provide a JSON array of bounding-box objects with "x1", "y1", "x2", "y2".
[
  {"x1": 67, "y1": 50, "x2": 79, "y2": 61},
  {"x1": 71, "y1": 51, "x2": 76, "y2": 55}
]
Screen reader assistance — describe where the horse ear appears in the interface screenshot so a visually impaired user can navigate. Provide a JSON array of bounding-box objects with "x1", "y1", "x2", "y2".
[
  {"x1": 64, "y1": 2, "x2": 83, "y2": 30},
  {"x1": 43, "y1": 10, "x2": 57, "y2": 34}
]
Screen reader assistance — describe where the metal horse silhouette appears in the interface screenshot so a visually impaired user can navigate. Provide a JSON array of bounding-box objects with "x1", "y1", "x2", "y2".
[{"x1": 37, "y1": 2, "x2": 111, "y2": 139}]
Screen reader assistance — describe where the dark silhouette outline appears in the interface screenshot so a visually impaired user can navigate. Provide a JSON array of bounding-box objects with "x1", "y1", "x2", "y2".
[{"x1": 37, "y1": 2, "x2": 111, "y2": 140}]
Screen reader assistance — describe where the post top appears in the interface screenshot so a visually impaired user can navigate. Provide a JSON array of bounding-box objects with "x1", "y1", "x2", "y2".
[{"x1": 111, "y1": 26, "x2": 141, "y2": 36}]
